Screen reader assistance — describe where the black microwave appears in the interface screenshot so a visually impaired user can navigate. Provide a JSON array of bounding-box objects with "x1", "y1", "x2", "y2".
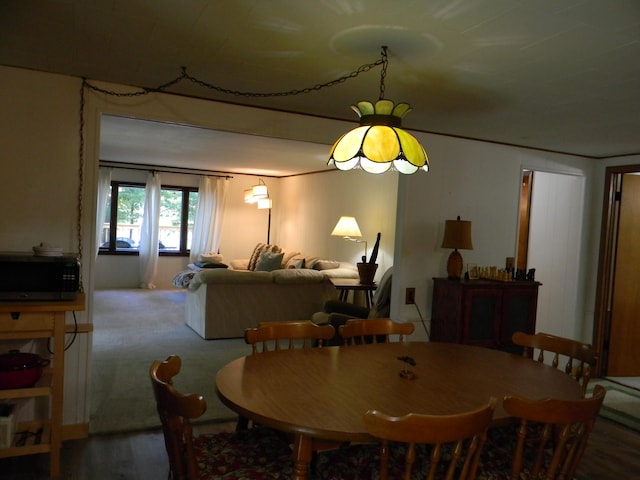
[{"x1": 0, "y1": 253, "x2": 80, "y2": 301}]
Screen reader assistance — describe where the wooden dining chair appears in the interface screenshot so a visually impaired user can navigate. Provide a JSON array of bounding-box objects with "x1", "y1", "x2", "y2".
[
  {"x1": 512, "y1": 331, "x2": 598, "y2": 394},
  {"x1": 480, "y1": 384, "x2": 606, "y2": 480},
  {"x1": 338, "y1": 317, "x2": 414, "y2": 345},
  {"x1": 149, "y1": 355, "x2": 292, "y2": 479},
  {"x1": 315, "y1": 399, "x2": 496, "y2": 480},
  {"x1": 244, "y1": 320, "x2": 336, "y2": 353}
]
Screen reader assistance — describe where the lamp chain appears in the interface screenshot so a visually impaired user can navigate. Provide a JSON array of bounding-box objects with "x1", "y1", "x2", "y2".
[
  {"x1": 83, "y1": 53, "x2": 386, "y2": 99},
  {"x1": 379, "y1": 46, "x2": 388, "y2": 100}
]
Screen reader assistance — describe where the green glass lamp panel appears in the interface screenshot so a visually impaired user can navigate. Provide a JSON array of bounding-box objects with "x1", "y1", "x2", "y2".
[
  {"x1": 392, "y1": 103, "x2": 412, "y2": 118},
  {"x1": 374, "y1": 99, "x2": 394, "y2": 115},
  {"x1": 354, "y1": 101, "x2": 374, "y2": 116}
]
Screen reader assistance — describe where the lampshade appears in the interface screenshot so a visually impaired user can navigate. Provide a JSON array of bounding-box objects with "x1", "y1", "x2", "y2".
[
  {"x1": 442, "y1": 216, "x2": 473, "y2": 280},
  {"x1": 244, "y1": 189, "x2": 258, "y2": 204},
  {"x1": 252, "y1": 184, "x2": 268, "y2": 199},
  {"x1": 331, "y1": 216, "x2": 362, "y2": 238},
  {"x1": 328, "y1": 99, "x2": 429, "y2": 174},
  {"x1": 257, "y1": 197, "x2": 272, "y2": 209},
  {"x1": 441, "y1": 217, "x2": 473, "y2": 250},
  {"x1": 244, "y1": 179, "x2": 268, "y2": 204}
]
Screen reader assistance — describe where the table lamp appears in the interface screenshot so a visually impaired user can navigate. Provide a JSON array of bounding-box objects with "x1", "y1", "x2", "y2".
[
  {"x1": 441, "y1": 216, "x2": 473, "y2": 279},
  {"x1": 331, "y1": 216, "x2": 367, "y2": 261}
]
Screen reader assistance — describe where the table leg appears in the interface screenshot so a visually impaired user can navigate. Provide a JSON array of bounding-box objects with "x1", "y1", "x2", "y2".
[{"x1": 292, "y1": 433, "x2": 312, "y2": 480}]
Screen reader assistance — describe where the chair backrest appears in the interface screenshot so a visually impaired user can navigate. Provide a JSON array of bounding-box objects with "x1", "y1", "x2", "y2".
[
  {"x1": 363, "y1": 399, "x2": 496, "y2": 480},
  {"x1": 503, "y1": 384, "x2": 606, "y2": 480},
  {"x1": 512, "y1": 331, "x2": 598, "y2": 393},
  {"x1": 244, "y1": 320, "x2": 336, "y2": 353},
  {"x1": 339, "y1": 318, "x2": 414, "y2": 345},
  {"x1": 149, "y1": 355, "x2": 206, "y2": 480}
]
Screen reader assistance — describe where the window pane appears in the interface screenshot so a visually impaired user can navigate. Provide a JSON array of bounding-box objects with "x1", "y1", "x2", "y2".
[
  {"x1": 187, "y1": 191, "x2": 198, "y2": 250},
  {"x1": 160, "y1": 189, "x2": 182, "y2": 250},
  {"x1": 99, "y1": 185, "x2": 112, "y2": 247},
  {"x1": 115, "y1": 185, "x2": 144, "y2": 250}
]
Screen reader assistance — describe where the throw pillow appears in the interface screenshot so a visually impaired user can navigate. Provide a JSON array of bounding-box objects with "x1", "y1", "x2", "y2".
[
  {"x1": 248, "y1": 243, "x2": 281, "y2": 271},
  {"x1": 286, "y1": 256, "x2": 305, "y2": 269},
  {"x1": 255, "y1": 251, "x2": 284, "y2": 272},
  {"x1": 247, "y1": 243, "x2": 266, "y2": 271}
]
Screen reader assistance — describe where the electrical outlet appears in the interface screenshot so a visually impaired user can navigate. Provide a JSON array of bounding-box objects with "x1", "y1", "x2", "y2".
[{"x1": 405, "y1": 287, "x2": 415, "y2": 304}]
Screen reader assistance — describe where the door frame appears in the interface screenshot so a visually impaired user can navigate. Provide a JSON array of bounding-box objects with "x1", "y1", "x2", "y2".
[{"x1": 593, "y1": 164, "x2": 640, "y2": 376}]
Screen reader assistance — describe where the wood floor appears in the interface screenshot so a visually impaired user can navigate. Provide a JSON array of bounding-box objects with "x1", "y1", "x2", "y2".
[{"x1": 1, "y1": 417, "x2": 640, "y2": 479}]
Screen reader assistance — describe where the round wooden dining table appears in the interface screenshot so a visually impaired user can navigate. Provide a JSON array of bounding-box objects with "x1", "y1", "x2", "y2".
[{"x1": 215, "y1": 341, "x2": 584, "y2": 480}]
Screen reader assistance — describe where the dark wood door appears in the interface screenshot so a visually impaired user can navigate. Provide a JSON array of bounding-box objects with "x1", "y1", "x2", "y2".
[{"x1": 608, "y1": 173, "x2": 640, "y2": 375}]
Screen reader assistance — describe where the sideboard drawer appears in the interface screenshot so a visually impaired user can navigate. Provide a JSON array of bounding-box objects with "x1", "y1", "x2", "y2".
[{"x1": 0, "y1": 312, "x2": 55, "y2": 334}]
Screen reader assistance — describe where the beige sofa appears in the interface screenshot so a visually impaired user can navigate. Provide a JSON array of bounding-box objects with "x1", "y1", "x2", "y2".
[{"x1": 184, "y1": 268, "x2": 338, "y2": 339}]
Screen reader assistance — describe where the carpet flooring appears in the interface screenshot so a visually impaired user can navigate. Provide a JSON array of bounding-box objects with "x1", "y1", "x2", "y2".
[
  {"x1": 90, "y1": 289, "x2": 249, "y2": 434},
  {"x1": 588, "y1": 378, "x2": 640, "y2": 433}
]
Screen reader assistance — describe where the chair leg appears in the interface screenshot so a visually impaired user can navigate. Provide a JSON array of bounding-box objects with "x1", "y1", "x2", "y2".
[{"x1": 236, "y1": 415, "x2": 250, "y2": 431}]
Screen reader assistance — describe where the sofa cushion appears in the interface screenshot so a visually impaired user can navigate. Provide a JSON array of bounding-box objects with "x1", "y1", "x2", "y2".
[
  {"x1": 314, "y1": 260, "x2": 341, "y2": 270},
  {"x1": 255, "y1": 251, "x2": 284, "y2": 272},
  {"x1": 199, "y1": 253, "x2": 224, "y2": 263},
  {"x1": 194, "y1": 260, "x2": 228, "y2": 269},
  {"x1": 272, "y1": 269, "x2": 327, "y2": 284}
]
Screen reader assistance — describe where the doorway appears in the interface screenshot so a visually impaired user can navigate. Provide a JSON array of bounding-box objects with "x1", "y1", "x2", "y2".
[
  {"x1": 518, "y1": 169, "x2": 585, "y2": 339},
  {"x1": 594, "y1": 165, "x2": 640, "y2": 377}
]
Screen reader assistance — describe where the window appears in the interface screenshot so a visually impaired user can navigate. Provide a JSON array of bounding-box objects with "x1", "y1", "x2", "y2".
[{"x1": 99, "y1": 181, "x2": 198, "y2": 255}]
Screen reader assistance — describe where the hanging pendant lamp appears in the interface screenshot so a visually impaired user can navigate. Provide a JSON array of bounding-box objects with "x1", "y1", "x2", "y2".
[{"x1": 328, "y1": 47, "x2": 429, "y2": 174}]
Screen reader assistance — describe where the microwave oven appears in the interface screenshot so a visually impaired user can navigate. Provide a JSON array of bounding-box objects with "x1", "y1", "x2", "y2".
[{"x1": 0, "y1": 253, "x2": 80, "y2": 301}]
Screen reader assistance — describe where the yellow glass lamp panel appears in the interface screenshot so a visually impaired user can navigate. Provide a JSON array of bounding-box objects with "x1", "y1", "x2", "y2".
[
  {"x1": 396, "y1": 129, "x2": 429, "y2": 169},
  {"x1": 329, "y1": 126, "x2": 369, "y2": 162},
  {"x1": 361, "y1": 126, "x2": 400, "y2": 163}
]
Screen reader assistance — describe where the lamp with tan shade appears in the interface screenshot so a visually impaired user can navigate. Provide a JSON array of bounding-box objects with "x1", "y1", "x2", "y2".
[{"x1": 441, "y1": 216, "x2": 473, "y2": 279}]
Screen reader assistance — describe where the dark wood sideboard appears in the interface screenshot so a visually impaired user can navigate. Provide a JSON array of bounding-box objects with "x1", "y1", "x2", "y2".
[{"x1": 430, "y1": 278, "x2": 541, "y2": 354}]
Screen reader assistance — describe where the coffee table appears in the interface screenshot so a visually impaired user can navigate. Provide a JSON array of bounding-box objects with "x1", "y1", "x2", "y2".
[{"x1": 216, "y1": 342, "x2": 584, "y2": 480}]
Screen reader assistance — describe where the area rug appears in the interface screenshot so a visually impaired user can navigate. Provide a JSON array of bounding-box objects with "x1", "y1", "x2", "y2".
[
  {"x1": 90, "y1": 289, "x2": 250, "y2": 434},
  {"x1": 587, "y1": 378, "x2": 640, "y2": 433}
]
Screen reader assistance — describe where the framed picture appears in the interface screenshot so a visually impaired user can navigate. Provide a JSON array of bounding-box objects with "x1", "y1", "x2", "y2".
[{"x1": 467, "y1": 263, "x2": 479, "y2": 280}]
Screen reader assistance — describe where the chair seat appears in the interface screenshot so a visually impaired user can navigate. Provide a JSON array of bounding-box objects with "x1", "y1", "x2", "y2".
[{"x1": 193, "y1": 426, "x2": 293, "y2": 479}]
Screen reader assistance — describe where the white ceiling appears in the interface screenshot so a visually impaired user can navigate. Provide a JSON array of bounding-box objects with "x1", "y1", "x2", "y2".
[{"x1": 2, "y1": 0, "x2": 639, "y2": 176}]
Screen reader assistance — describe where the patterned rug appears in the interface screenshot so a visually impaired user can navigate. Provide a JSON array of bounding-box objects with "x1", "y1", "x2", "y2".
[{"x1": 587, "y1": 378, "x2": 640, "y2": 432}]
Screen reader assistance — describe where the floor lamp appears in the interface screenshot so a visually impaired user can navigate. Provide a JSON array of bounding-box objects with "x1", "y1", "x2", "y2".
[{"x1": 258, "y1": 197, "x2": 272, "y2": 244}]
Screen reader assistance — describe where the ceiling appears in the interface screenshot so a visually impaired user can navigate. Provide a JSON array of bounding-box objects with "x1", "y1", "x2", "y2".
[{"x1": 2, "y1": 0, "x2": 639, "y2": 176}]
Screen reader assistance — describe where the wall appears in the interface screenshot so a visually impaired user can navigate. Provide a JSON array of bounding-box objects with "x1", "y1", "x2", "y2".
[
  {"x1": 0, "y1": 64, "x2": 604, "y2": 429},
  {"x1": 278, "y1": 170, "x2": 397, "y2": 281},
  {"x1": 391, "y1": 134, "x2": 596, "y2": 341}
]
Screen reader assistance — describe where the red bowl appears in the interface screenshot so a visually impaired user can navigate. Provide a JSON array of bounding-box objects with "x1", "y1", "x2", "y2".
[{"x1": 0, "y1": 350, "x2": 50, "y2": 389}]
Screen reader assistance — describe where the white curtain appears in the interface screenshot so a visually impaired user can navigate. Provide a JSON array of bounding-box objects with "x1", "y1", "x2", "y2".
[
  {"x1": 95, "y1": 167, "x2": 112, "y2": 258},
  {"x1": 189, "y1": 176, "x2": 229, "y2": 262},
  {"x1": 139, "y1": 172, "x2": 161, "y2": 289}
]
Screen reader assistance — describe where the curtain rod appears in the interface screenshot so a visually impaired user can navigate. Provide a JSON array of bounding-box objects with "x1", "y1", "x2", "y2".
[{"x1": 99, "y1": 160, "x2": 233, "y2": 179}]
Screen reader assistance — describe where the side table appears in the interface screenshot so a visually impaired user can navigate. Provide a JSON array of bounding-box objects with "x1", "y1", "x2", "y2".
[{"x1": 330, "y1": 279, "x2": 377, "y2": 309}]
